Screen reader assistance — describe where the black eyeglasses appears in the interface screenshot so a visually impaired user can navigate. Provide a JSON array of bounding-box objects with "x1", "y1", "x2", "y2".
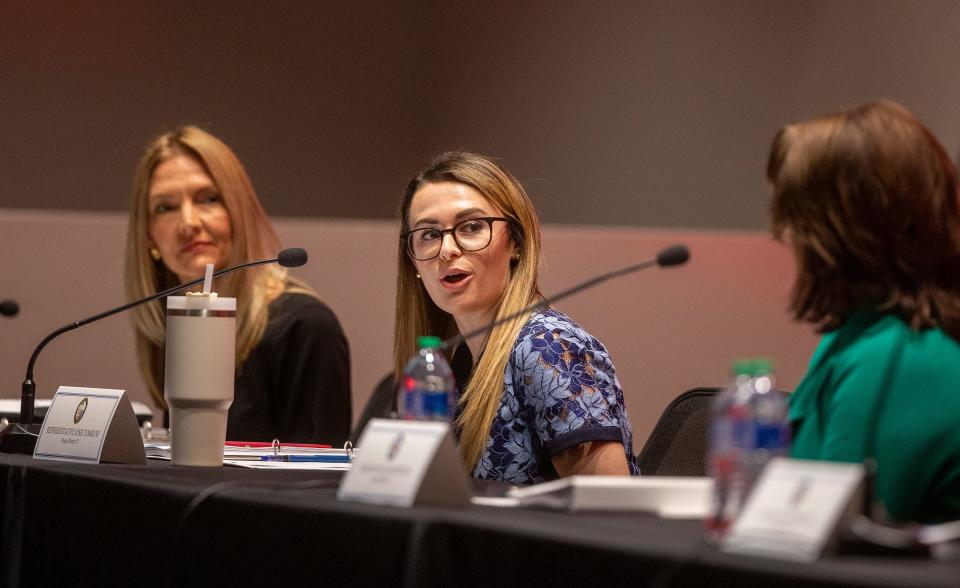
[{"x1": 401, "y1": 217, "x2": 515, "y2": 261}]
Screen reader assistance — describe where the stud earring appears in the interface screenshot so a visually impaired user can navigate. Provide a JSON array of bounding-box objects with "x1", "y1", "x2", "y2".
[
  {"x1": 149, "y1": 245, "x2": 161, "y2": 261},
  {"x1": 416, "y1": 272, "x2": 421, "y2": 279}
]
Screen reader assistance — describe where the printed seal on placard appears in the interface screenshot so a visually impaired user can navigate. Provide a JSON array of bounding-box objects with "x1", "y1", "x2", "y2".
[{"x1": 73, "y1": 398, "x2": 89, "y2": 424}]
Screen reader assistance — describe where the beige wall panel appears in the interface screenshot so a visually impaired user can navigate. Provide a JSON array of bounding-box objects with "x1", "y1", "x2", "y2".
[{"x1": 0, "y1": 209, "x2": 818, "y2": 449}]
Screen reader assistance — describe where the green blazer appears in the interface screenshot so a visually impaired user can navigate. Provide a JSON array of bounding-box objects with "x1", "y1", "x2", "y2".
[{"x1": 789, "y1": 310, "x2": 960, "y2": 523}]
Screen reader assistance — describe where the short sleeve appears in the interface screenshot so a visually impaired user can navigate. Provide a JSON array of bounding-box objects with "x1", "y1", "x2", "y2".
[{"x1": 513, "y1": 323, "x2": 625, "y2": 456}]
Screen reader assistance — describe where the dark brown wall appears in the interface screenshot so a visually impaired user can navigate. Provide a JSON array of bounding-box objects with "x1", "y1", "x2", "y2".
[
  {"x1": 0, "y1": 1, "x2": 428, "y2": 217},
  {"x1": 3, "y1": 1, "x2": 960, "y2": 228}
]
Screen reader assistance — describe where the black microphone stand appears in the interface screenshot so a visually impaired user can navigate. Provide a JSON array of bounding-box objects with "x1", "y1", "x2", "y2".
[
  {"x1": 0, "y1": 255, "x2": 291, "y2": 454},
  {"x1": 441, "y1": 244, "x2": 690, "y2": 351}
]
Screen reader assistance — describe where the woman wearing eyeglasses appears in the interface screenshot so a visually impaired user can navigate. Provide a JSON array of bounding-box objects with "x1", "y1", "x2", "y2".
[{"x1": 393, "y1": 151, "x2": 638, "y2": 484}]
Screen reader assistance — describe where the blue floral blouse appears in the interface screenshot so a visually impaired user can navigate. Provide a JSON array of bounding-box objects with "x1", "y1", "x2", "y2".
[{"x1": 468, "y1": 308, "x2": 639, "y2": 484}]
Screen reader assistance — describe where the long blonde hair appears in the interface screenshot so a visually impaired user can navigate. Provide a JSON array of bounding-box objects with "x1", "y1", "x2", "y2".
[
  {"x1": 393, "y1": 152, "x2": 543, "y2": 470},
  {"x1": 124, "y1": 126, "x2": 299, "y2": 408}
]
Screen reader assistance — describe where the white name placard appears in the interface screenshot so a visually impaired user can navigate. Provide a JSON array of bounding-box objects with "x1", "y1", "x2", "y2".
[
  {"x1": 34, "y1": 386, "x2": 146, "y2": 465},
  {"x1": 337, "y1": 418, "x2": 471, "y2": 507},
  {"x1": 721, "y1": 457, "x2": 864, "y2": 561}
]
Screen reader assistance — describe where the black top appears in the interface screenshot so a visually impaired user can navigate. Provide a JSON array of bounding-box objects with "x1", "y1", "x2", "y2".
[
  {"x1": 450, "y1": 343, "x2": 474, "y2": 392},
  {"x1": 227, "y1": 291, "x2": 352, "y2": 445}
]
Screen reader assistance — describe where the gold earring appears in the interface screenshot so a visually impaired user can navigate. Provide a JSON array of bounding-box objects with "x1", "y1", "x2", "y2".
[{"x1": 149, "y1": 245, "x2": 161, "y2": 261}]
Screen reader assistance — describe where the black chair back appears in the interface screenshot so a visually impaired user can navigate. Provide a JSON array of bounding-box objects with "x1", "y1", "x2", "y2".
[
  {"x1": 349, "y1": 374, "x2": 397, "y2": 445},
  {"x1": 636, "y1": 387, "x2": 718, "y2": 477}
]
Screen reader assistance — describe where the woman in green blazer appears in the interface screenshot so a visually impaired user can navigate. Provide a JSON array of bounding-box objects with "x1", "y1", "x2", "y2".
[{"x1": 768, "y1": 100, "x2": 960, "y2": 524}]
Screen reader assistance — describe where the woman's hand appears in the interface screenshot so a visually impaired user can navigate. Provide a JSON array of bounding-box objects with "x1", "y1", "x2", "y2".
[{"x1": 552, "y1": 441, "x2": 630, "y2": 477}]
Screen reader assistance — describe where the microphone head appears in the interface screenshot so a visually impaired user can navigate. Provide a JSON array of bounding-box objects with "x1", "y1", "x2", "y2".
[
  {"x1": 656, "y1": 244, "x2": 690, "y2": 267},
  {"x1": 277, "y1": 248, "x2": 308, "y2": 268},
  {"x1": 0, "y1": 299, "x2": 19, "y2": 317}
]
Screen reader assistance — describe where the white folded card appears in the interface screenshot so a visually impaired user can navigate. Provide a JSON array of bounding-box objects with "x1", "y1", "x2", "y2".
[
  {"x1": 33, "y1": 386, "x2": 147, "y2": 465},
  {"x1": 337, "y1": 418, "x2": 471, "y2": 507},
  {"x1": 0, "y1": 398, "x2": 154, "y2": 423},
  {"x1": 470, "y1": 475, "x2": 712, "y2": 518},
  {"x1": 721, "y1": 457, "x2": 865, "y2": 561}
]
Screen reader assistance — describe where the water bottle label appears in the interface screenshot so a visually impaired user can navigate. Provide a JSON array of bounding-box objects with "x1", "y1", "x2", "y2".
[
  {"x1": 754, "y1": 423, "x2": 789, "y2": 452},
  {"x1": 422, "y1": 391, "x2": 450, "y2": 419},
  {"x1": 403, "y1": 388, "x2": 450, "y2": 420}
]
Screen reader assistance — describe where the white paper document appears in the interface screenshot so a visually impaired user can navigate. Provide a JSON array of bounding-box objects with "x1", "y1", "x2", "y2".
[
  {"x1": 145, "y1": 442, "x2": 353, "y2": 470},
  {"x1": 225, "y1": 460, "x2": 352, "y2": 470},
  {"x1": 471, "y1": 475, "x2": 713, "y2": 518}
]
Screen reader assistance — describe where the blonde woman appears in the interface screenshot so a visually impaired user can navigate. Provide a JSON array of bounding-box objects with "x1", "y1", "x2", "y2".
[
  {"x1": 394, "y1": 151, "x2": 637, "y2": 483},
  {"x1": 125, "y1": 126, "x2": 351, "y2": 444}
]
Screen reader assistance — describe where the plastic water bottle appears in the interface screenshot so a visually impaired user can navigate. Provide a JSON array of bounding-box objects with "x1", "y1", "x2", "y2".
[
  {"x1": 399, "y1": 336, "x2": 455, "y2": 421},
  {"x1": 706, "y1": 358, "x2": 790, "y2": 539}
]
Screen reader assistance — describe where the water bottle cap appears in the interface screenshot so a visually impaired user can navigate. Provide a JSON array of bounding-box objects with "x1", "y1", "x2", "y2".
[
  {"x1": 417, "y1": 336, "x2": 442, "y2": 349},
  {"x1": 730, "y1": 359, "x2": 753, "y2": 376},
  {"x1": 753, "y1": 357, "x2": 774, "y2": 376}
]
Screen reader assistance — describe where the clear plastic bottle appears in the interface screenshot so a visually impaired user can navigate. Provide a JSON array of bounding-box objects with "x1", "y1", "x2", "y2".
[
  {"x1": 398, "y1": 336, "x2": 455, "y2": 421},
  {"x1": 705, "y1": 358, "x2": 790, "y2": 539}
]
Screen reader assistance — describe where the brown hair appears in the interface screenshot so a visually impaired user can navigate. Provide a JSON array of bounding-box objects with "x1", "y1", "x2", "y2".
[
  {"x1": 393, "y1": 151, "x2": 542, "y2": 470},
  {"x1": 768, "y1": 100, "x2": 960, "y2": 340},
  {"x1": 125, "y1": 126, "x2": 308, "y2": 408}
]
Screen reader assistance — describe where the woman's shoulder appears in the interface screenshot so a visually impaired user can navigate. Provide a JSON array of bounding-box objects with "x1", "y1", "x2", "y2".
[
  {"x1": 508, "y1": 309, "x2": 621, "y2": 406},
  {"x1": 793, "y1": 313, "x2": 960, "y2": 420},
  {"x1": 512, "y1": 308, "x2": 610, "y2": 360},
  {"x1": 896, "y1": 323, "x2": 960, "y2": 387},
  {"x1": 517, "y1": 308, "x2": 592, "y2": 339},
  {"x1": 269, "y1": 290, "x2": 343, "y2": 330},
  {"x1": 837, "y1": 313, "x2": 960, "y2": 370},
  {"x1": 816, "y1": 314, "x2": 960, "y2": 406}
]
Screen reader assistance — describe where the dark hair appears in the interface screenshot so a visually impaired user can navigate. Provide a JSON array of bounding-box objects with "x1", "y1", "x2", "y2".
[{"x1": 768, "y1": 100, "x2": 960, "y2": 341}]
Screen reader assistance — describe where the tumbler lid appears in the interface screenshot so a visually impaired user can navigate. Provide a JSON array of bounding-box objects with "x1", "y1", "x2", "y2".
[{"x1": 166, "y1": 295, "x2": 237, "y2": 312}]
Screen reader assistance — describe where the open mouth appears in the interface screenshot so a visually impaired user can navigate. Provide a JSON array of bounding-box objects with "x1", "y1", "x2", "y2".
[{"x1": 442, "y1": 273, "x2": 470, "y2": 284}]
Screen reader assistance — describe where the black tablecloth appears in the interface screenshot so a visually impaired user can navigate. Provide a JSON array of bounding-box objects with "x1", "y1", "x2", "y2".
[{"x1": 0, "y1": 454, "x2": 957, "y2": 587}]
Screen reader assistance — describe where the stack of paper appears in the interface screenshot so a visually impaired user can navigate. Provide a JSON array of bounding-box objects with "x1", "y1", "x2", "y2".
[
  {"x1": 144, "y1": 442, "x2": 353, "y2": 470},
  {"x1": 471, "y1": 475, "x2": 712, "y2": 518}
]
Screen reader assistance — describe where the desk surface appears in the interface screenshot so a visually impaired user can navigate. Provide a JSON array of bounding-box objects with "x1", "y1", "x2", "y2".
[{"x1": 0, "y1": 454, "x2": 957, "y2": 587}]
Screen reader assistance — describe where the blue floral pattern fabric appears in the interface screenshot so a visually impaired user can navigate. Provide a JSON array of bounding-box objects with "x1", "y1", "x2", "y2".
[{"x1": 469, "y1": 308, "x2": 639, "y2": 484}]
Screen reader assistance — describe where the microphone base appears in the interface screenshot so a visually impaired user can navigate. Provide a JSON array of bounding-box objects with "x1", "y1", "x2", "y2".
[{"x1": 0, "y1": 423, "x2": 41, "y2": 454}]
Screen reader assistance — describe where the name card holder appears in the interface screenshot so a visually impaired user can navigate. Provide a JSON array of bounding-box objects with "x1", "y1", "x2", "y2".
[
  {"x1": 337, "y1": 418, "x2": 471, "y2": 507},
  {"x1": 721, "y1": 457, "x2": 864, "y2": 562},
  {"x1": 33, "y1": 386, "x2": 147, "y2": 465}
]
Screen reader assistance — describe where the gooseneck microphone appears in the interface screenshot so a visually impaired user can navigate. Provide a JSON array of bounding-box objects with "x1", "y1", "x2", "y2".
[
  {"x1": 440, "y1": 244, "x2": 690, "y2": 350},
  {"x1": 1, "y1": 299, "x2": 19, "y2": 317},
  {"x1": 1, "y1": 248, "x2": 308, "y2": 454},
  {"x1": 276, "y1": 248, "x2": 308, "y2": 268}
]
